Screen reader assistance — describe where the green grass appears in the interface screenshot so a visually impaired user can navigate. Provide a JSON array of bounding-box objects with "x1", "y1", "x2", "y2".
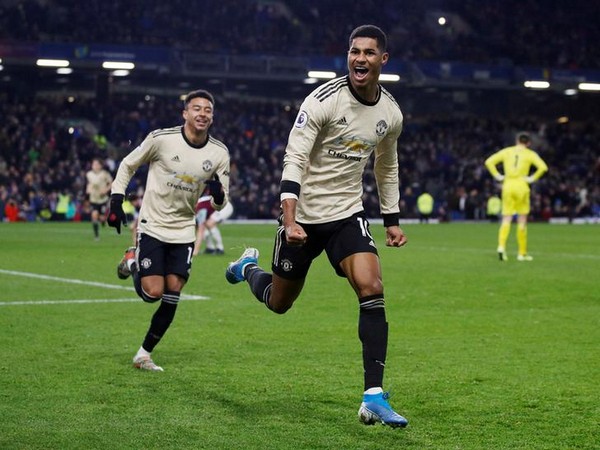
[{"x1": 0, "y1": 221, "x2": 598, "y2": 449}]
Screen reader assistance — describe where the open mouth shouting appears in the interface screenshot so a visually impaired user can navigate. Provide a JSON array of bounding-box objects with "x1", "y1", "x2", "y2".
[{"x1": 353, "y1": 66, "x2": 369, "y2": 82}]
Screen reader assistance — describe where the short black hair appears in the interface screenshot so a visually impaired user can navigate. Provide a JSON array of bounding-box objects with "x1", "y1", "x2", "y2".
[
  {"x1": 184, "y1": 89, "x2": 215, "y2": 108},
  {"x1": 349, "y1": 24, "x2": 388, "y2": 52},
  {"x1": 517, "y1": 132, "x2": 531, "y2": 144}
]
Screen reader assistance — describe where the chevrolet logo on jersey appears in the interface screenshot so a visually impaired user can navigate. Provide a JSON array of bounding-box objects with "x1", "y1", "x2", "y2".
[
  {"x1": 174, "y1": 173, "x2": 198, "y2": 184},
  {"x1": 166, "y1": 173, "x2": 200, "y2": 192},
  {"x1": 328, "y1": 136, "x2": 374, "y2": 160}
]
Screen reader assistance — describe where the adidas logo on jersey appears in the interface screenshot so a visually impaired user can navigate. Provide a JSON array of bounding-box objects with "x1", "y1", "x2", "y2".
[
  {"x1": 171, "y1": 155, "x2": 181, "y2": 162},
  {"x1": 336, "y1": 116, "x2": 348, "y2": 126}
]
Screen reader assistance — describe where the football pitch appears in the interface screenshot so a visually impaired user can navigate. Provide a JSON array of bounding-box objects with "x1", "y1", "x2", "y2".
[{"x1": 0, "y1": 221, "x2": 598, "y2": 449}]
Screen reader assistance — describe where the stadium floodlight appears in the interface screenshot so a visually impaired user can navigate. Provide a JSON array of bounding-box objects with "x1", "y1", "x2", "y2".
[
  {"x1": 111, "y1": 70, "x2": 130, "y2": 77},
  {"x1": 56, "y1": 68, "x2": 73, "y2": 75},
  {"x1": 379, "y1": 74, "x2": 400, "y2": 82},
  {"x1": 102, "y1": 61, "x2": 135, "y2": 70},
  {"x1": 578, "y1": 82, "x2": 600, "y2": 91},
  {"x1": 307, "y1": 71, "x2": 336, "y2": 79},
  {"x1": 36, "y1": 59, "x2": 70, "y2": 67},
  {"x1": 523, "y1": 80, "x2": 550, "y2": 89},
  {"x1": 303, "y1": 77, "x2": 319, "y2": 84}
]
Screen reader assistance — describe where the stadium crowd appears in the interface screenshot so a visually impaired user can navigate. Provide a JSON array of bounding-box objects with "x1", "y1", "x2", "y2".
[
  {"x1": 0, "y1": 0, "x2": 598, "y2": 69},
  {"x1": 1, "y1": 1, "x2": 598, "y2": 224},
  {"x1": 1, "y1": 93, "x2": 598, "y2": 224}
]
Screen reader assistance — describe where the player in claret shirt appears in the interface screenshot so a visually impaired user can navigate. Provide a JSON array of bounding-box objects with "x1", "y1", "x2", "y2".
[{"x1": 193, "y1": 190, "x2": 234, "y2": 256}]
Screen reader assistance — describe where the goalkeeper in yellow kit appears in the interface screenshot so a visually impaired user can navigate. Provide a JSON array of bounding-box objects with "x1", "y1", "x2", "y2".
[{"x1": 484, "y1": 133, "x2": 548, "y2": 261}]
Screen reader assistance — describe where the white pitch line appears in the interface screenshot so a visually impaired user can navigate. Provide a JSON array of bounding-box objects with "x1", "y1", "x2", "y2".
[
  {"x1": 0, "y1": 269, "x2": 209, "y2": 303},
  {"x1": 0, "y1": 297, "x2": 208, "y2": 306},
  {"x1": 0, "y1": 269, "x2": 136, "y2": 291}
]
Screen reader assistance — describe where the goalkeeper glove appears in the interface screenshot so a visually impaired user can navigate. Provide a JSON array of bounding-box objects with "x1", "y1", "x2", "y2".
[
  {"x1": 525, "y1": 175, "x2": 535, "y2": 183},
  {"x1": 495, "y1": 174, "x2": 505, "y2": 182},
  {"x1": 205, "y1": 174, "x2": 225, "y2": 205},
  {"x1": 107, "y1": 194, "x2": 127, "y2": 234}
]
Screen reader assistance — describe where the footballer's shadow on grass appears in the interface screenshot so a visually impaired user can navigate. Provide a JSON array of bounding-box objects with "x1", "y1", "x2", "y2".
[
  {"x1": 201, "y1": 388, "x2": 304, "y2": 420},
  {"x1": 196, "y1": 385, "x2": 350, "y2": 423},
  {"x1": 204, "y1": 388, "x2": 416, "y2": 434}
]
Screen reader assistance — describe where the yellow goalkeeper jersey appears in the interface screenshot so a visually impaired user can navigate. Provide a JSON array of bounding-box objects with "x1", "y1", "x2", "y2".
[{"x1": 485, "y1": 144, "x2": 548, "y2": 182}]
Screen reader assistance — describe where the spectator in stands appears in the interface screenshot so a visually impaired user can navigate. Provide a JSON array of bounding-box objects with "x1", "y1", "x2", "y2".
[
  {"x1": 4, "y1": 197, "x2": 20, "y2": 221},
  {"x1": 417, "y1": 191, "x2": 434, "y2": 223},
  {"x1": 486, "y1": 192, "x2": 502, "y2": 222}
]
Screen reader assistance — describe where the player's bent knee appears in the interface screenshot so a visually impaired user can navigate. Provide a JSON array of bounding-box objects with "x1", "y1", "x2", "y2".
[
  {"x1": 270, "y1": 302, "x2": 293, "y2": 315},
  {"x1": 267, "y1": 295, "x2": 296, "y2": 314},
  {"x1": 140, "y1": 289, "x2": 162, "y2": 303},
  {"x1": 140, "y1": 284, "x2": 163, "y2": 302}
]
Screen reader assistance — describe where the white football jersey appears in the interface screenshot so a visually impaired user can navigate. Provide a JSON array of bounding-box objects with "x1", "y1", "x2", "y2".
[
  {"x1": 112, "y1": 126, "x2": 230, "y2": 243},
  {"x1": 283, "y1": 76, "x2": 403, "y2": 223}
]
